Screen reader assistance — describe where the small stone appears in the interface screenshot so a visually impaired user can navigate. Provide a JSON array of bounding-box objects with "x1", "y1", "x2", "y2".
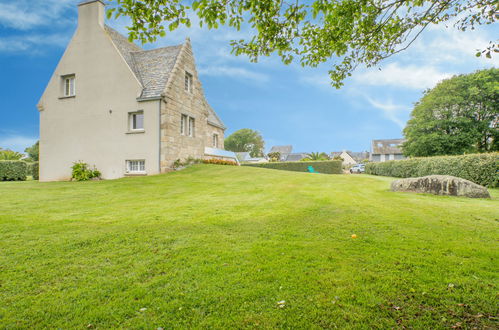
[{"x1": 139, "y1": 308, "x2": 147, "y2": 312}]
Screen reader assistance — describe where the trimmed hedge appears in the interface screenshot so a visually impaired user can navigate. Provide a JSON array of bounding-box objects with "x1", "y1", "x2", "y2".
[
  {"x1": 244, "y1": 160, "x2": 342, "y2": 174},
  {"x1": 365, "y1": 153, "x2": 499, "y2": 187},
  {"x1": 31, "y1": 162, "x2": 39, "y2": 180},
  {"x1": 0, "y1": 160, "x2": 28, "y2": 181}
]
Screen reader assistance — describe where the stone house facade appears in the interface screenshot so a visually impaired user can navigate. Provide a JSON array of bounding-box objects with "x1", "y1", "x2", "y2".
[{"x1": 37, "y1": 0, "x2": 230, "y2": 181}]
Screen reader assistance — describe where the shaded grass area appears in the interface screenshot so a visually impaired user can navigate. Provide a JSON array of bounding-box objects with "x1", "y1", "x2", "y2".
[{"x1": 1, "y1": 165, "x2": 498, "y2": 328}]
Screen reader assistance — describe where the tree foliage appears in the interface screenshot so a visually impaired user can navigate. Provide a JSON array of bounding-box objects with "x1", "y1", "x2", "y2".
[
  {"x1": 24, "y1": 141, "x2": 39, "y2": 162},
  {"x1": 303, "y1": 152, "x2": 329, "y2": 161},
  {"x1": 403, "y1": 68, "x2": 499, "y2": 157},
  {"x1": 108, "y1": 0, "x2": 497, "y2": 87},
  {"x1": 0, "y1": 148, "x2": 24, "y2": 160},
  {"x1": 224, "y1": 128, "x2": 265, "y2": 157}
]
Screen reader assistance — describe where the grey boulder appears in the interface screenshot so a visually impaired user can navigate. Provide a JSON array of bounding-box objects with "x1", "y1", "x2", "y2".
[{"x1": 391, "y1": 175, "x2": 490, "y2": 198}]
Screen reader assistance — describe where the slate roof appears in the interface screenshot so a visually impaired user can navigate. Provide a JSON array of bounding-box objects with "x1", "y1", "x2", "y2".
[
  {"x1": 285, "y1": 153, "x2": 308, "y2": 162},
  {"x1": 331, "y1": 151, "x2": 369, "y2": 162},
  {"x1": 371, "y1": 139, "x2": 406, "y2": 155},
  {"x1": 104, "y1": 25, "x2": 182, "y2": 99},
  {"x1": 269, "y1": 145, "x2": 293, "y2": 155},
  {"x1": 206, "y1": 103, "x2": 225, "y2": 129}
]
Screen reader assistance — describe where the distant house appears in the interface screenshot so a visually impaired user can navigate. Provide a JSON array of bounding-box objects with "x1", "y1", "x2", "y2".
[
  {"x1": 268, "y1": 145, "x2": 293, "y2": 161},
  {"x1": 330, "y1": 151, "x2": 370, "y2": 165},
  {"x1": 285, "y1": 153, "x2": 309, "y2": 162},
  {"x1": 370, "y1": 139, "x2": 406, "y2": 162},
  {"x1": 236, "y1": 152, "x2": 268, "y2": 163}
]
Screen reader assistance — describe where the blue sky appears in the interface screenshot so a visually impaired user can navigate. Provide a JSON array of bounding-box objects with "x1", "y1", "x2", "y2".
[{"x1": 0, "y1": 0, "x2": 497, "y2": 154}]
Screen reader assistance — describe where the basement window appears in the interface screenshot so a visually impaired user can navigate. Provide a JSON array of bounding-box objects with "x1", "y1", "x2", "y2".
[
  {"x1": 62, "y1": 75, "x2": 75, "y2": 97},
  {"x1": 126, "y1": 160, "x2": 145, "y2": 174}
]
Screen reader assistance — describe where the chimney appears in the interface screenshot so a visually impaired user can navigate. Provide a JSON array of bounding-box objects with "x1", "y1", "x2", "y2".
[{"x1": 78, "y1": 0, "x2": 105, "y2": 29}]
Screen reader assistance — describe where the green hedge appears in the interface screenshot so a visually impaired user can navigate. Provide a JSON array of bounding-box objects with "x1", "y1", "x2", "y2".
[
  {"x1": 0, "y1": 161, "x2": 28, "y2": 181},
  {"x1": 31, "y1": 162, "x2": 39, "y2": 180},
  {"x1": 365, "y1": 153, "x2": 499, "y2": 187},
  {"x1": 244, "y1": 160, "x2": 342, "y2": 174}
]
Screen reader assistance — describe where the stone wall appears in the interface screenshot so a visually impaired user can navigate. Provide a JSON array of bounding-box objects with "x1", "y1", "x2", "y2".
[{"x1": 160, "y1": 41, "x2": 225, "y2": 171}]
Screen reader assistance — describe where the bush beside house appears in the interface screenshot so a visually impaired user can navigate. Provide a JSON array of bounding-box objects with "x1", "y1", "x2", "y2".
[
  {"x1": 0, "y1": 161, "x2": 28, "y2": 181},
  {"x1": 365, "y1": 153, "x2": 499, "y2": 187},
  {"x1": 244, "y1": 160, "x2": 342, "y2": 174}
]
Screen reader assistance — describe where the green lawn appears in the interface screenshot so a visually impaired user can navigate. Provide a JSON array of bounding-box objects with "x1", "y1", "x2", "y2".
[{"x1": 1, "y1": 165, "x2": 498, "y2": 328}]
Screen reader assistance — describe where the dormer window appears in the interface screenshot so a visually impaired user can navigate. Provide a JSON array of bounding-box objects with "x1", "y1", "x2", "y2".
[
  {"x1": 185, "y1": 72, "x2": 192, "y2": 93},
  {"x1": 62, "y1": 75, "x2": 75, "y2": 97}
]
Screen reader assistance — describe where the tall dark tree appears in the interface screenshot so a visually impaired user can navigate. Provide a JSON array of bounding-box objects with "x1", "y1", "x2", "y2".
[
  {"x1": 403, "y1": 68, "x2": 498, "y2": 157},
  {"x1": 25, "y1": 141, "x2": 39, "y2": 162},
  {"x1": 108, "y1": 0, "x2": 497, "y2": 88},
  {"x1": 224, "y1": 129, "x2": 265, "y2": 157}
]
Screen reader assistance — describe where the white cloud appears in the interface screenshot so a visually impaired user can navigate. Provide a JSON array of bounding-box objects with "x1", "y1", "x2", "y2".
[
  {"x1": 0, "y1": 135, "x2": 38, "y2": 153},
  {"x1": 198, "y1": 65, "x2": 269, "y2": 83},
  {"x1": 354, "y1": 63, "x2": 454, "y2": 90},
  {"x1": 0, "y1": 0, "x2": 74, "y2": 30},
  {"x1": 0, "y1": 33, "x2": 70, "y2": 53},
  {"x1": 363, "y1": 96, "x2": 409, "y2": 128}
]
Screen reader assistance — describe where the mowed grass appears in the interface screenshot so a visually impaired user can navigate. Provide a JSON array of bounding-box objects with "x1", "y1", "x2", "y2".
[{"x1": 0, "y1": 165, "x2": 498, "y2": 329}]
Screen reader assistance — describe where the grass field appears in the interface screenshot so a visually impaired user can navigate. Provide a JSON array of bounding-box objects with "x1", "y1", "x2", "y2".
[{"x1": 1, "y1": 165, "x2": 498, "y2": 328}]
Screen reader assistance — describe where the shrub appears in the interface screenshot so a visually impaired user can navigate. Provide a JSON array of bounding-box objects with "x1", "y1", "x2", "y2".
[
  {"x1": 71, "y1": 161, "x2": 101, "y2": 181},
  {"x1": 26, "y1": 162, "x2": 39, "y2": 180},
  {"x1": 0, "y1": 160, "x2": 27, "y2": 181},
  {"x1": 203, "y1": 159, "x2": 238, "y2": 166},
  {"x1": 32, "y1": 162, "x2": 39, "y2": 180},
  {"x1": 365, "y1": 153, "x2": 499, "y2": 187},
  {"x1": 244, "y1": 160, "x2": 342, "y2": 174}
]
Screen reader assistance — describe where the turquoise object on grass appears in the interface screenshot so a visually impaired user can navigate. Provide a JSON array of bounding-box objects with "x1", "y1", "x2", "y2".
[{"x1": 307, "y1": 166, "x2": 319, "y2": 173}]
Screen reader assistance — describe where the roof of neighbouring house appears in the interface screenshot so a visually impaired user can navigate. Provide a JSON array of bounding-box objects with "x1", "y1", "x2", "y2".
[
  {"x1": 285, "y1": 153, "x2": 308, "y2": 162},
  {"x1": 269, "y1": 145, "x2": 293, "y2": 155},
  {"x1": 104, "y1": 25, "x2": 183, "y2": 100},
  {"x1": 371, "y1": 139, "x2": 406, "y2": 155}
]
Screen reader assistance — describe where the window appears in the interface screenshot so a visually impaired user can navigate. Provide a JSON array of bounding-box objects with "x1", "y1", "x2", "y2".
[
  {"x1": 181, "y1": 114, "x2": 188, "y2": 135},
  {"x1": 185, "y1": 72, "x2": 192, "y2": 92},
  {"x1": 126, "y1": 160, "x2": 145, "y2": 173},
  {"x1": 181, "y1": 114, "x2": 195, "y2": 137},
  {"x1": 212, "y1": 133, "x2": 219, "y2": 148},
  {"x1": 63, "y1": 75, "x2": 75, "y2": 97},
  {"x1": 188, "y1": 117, "x2": 195, "y2": 137},
  {"x1": 129, "y1": 111, "x2": 144, "y2": 131}
]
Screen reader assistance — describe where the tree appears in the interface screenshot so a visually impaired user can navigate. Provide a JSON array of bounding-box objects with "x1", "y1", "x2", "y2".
[
  {"x1": 224, "y1": 128, "x2": 265, "y2": 157},
  {"x1": 0, "y1": 148, "x2": 24, "y2": 160},
  {"x1": 24, "y1": 141, "x2": 39, "y2": 162},
  {"x1": 267, "y1": 152, "x2": 281, "y2": 162},
  {"x1": 108, "y1": 0, "x2": 497, "y2": 88},
  {"x1": 303, "y1": 152, "x2": 329, "y2": 161},
  {"x1": 403, "y1": 68, "x2": 498, "y2": 157}
]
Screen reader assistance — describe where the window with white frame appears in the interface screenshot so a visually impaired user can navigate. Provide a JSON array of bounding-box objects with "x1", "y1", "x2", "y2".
[
  {"x1": 180, "y1": 114, "x2": 188, "y2": 135},
  {"x1": 181, "y1": 114, "x2": 195, "y2": 137},
  {"x1": 212, "y1": 133, "x2": 219, "y2": 148},
  {"x1": 63, "y1": 75, "x2": 75, "y2": 97},
  {"x1": 129, "y1": 111, "x2": 144, "y2": 131},
  {"x1": 188, "y1": 117, "x2": 195, "y2": 137},
  {"x1": 185, "y1": 72, "x2": 192, "y2": 92},
  {"x1": 126, "y1": 160, "x2": 145, "y2": 173}
]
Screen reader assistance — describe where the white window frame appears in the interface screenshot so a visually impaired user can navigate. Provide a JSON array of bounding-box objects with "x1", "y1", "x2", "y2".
[
  {"x1": 63, "y1": 75, "x2": 75, "y2": 97},
  {"x1": 213, "y1": 133, "x2": 219, "y2": 148},
  {"x1": 181, "y1": 114, "x2": 188, "y2": 135},
  {"x1": 185, "y1": 71, "x2": 192, "y2": 93},
  {"x1": 129, "y1": 111, "x2": 144, "y2": 132},
  {"x1": 126, "y1": 160, "x2": 146, "y2": 174},
  {"x1": 188, "y1": 117, "x2": 195, "y2": 137}
]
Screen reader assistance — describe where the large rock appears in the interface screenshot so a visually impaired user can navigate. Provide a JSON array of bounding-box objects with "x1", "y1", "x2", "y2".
[{"x1": 391, "y1": 175, "x2": 490, "y2": 198}]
